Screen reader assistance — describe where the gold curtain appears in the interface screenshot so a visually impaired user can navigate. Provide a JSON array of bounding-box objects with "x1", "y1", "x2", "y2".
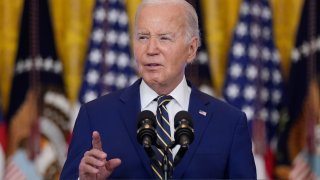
[
  {"x1": 126, "y1": 0, "x2": 141, "y2": 37},
  {"x1": 51, "y1": 0, "x2": 94, "y2": 104},
  {"x1": 201, "y1": 0, "x2": 242, "y2": 96},
  {"x1": 271, "y1": 0, "x2": 304, "y2": 78},
  {"x1": 0, "y1": 0, "x2": 304, "y2": 111},
  {"x1": 0, "y1": 0, "x2": 24, "y2": 113}
]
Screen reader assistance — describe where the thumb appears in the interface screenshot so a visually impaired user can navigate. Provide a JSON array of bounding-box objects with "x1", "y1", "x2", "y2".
[
  {"x1": 107, "y1": 158, "x2": 122, "y2": 171},
  {"x1": 92, "y1": 131, "x2": 103, "y2": 150}
]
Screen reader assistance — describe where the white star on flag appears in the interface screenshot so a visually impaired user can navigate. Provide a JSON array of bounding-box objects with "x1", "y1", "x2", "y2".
[
  {"x1": 236, "y1": 23, "x2": 248, "y2": 37},
  {"x1": 92, "y1": 29, "x2": 104, "y2": 43},
  {"x1": 226, "y1": 84, "x2": 240, "y2": 99},
  {"x1": 246, "y1": 65, "x2": 258, "y2": 80},
  {"x1": 233, "y1": 43, "x2": 245, "y2": 58},
  {"x1": 230, "y1": 64, "x2": 243, "y2": 78},
  {"x1": 95, "y1": 8, "x2": 106, "y2": 22},
  {"x1": 249, "y1": 45, "x2": 259, "y2": 59}
]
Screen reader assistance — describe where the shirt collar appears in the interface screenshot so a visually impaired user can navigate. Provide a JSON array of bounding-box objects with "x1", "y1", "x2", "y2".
[
  {"x1": 140, "y1": 80, "x2": 159, "y2": 110},
  {"x1": 140, "y1": 76, "x2": 191, "y2": 110},
  {"x1": 169, "y1": 76, "x2": 190, "y2": 110}
]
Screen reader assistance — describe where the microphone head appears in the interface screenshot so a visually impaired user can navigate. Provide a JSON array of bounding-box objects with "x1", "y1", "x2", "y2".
[
  {"x1": 174, "y1": 111, "x2": 194, "y2": 147},
  {"x1": 137, "y1": 110, "x2": 156, "y2": 128},
  {"x1": 137, "y1": 110, "x2": 157, "y2": 147},
  {"x1": 174, "y1": 111, "x2": 193, "y2": 128}
]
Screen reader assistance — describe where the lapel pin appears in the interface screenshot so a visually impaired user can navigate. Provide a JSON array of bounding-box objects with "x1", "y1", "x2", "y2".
[{"x1": 199, "y1": 110, "x2": 207, "y2": 116}]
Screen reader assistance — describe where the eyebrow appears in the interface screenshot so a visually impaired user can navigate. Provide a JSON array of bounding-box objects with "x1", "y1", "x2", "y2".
[
  {"x1": 137, "y1": 32, "x2": 150, "y2": 36},
  {"x1": 136, "y1": 32, "x2": 175, "y2": 36},
  {"x1": 159, "y1": 32, "x2": 174, "y2": 36}
]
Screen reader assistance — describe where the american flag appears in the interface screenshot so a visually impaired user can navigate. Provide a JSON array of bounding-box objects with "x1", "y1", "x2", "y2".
[
  {"x1": 222, "y1": 0, "x2": 284, "y2": 179},
  {"x1": 78, "y1": 0, "x2": 137, "y2": 104}
]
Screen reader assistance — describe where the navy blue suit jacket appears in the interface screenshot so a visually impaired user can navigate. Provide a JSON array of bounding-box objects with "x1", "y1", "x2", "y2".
[{"x1": 61, "y1": 79, "x2": 256, "y2": 179}]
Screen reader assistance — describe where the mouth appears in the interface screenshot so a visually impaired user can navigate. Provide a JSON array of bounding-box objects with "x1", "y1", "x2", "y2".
[
  {"x1": 145, "y1": 63, "x2": 161, "y2": 67},
  {"x1": 143, "y1": 63, "x2": 163, "y2": 71},
  {"x1": 145, "y1": 63, "x2": 162, "y2": 68}
]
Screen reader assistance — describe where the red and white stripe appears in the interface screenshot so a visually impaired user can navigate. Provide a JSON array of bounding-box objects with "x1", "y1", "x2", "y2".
[{"x1": 4, "y1": 158, "x2": 26, "y2": 180}]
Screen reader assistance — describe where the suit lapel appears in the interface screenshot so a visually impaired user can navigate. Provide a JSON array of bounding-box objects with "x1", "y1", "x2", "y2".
[
  {"x1": 119, "y1": 79, "x2": 154, "y2": 177},
  {"x1": 118, "y1": 79, "x2": 212, "y2": 178},
  {"x1": 173, "y1": 87, "x2": 212, "y2": 178}
]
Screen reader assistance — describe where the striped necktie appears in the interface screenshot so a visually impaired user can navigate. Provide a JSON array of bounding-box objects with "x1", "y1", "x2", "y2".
[{"x1": 151, "y1": 95, "x2": 174, "y2": 179}]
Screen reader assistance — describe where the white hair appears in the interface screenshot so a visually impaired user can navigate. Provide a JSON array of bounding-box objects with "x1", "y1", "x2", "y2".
[{"x1": 135, "y1": 0, "x2": 201, "y2": 46}]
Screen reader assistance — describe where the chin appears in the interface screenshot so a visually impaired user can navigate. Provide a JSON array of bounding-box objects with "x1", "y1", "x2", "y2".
[
  {"x1": 143, "y1": 73, "x2": 161, "y2": 82},
  {"x1": 145, "y1": 78, "x2": 160, "y2": 84},
  {"x1": 144, "y1": 77, "x2": 164, "y2": 86}
]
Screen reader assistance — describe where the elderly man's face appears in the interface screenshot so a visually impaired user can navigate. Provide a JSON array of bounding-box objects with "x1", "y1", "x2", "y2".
[{"x1": 134, "y1": 4, "x2": 198, "y2": 92}]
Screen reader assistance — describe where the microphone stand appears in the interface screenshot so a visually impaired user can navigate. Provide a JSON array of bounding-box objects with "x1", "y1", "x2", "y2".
[
  {"x1": 143, "y1": 143, "x2": 173, "y2": 179},
  {"x1": 161, "y1": 142, "x2": 190, "y2": 179},
  {"x1": 173, "y1": 145, "x2": 188, "y2": 168},
  {"x1": 142, "y1": 140, "x2": 190, "y2": 179},
  {"x1": 162, "y1": 146, "x2": 170, "y2": 180}
]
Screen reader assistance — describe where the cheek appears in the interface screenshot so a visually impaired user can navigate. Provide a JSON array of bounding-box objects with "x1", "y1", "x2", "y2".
[
  {"x1": 169, "y1": 57, "x2": 187, "y2": 70},
  {"x1": 133, "y1": 54, "x2": 143, "y2": 69},
  {"x1": 133, "y1": 44, "x2": 144, "y2": 57},
  {"x1": 136, "y1": 62, "x2": 144, "y2": 74}
]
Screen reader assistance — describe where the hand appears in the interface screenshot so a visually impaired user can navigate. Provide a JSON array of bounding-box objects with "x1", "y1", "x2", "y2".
[{"x1": 79, "y1": 131, "x2": 121, "y2": 180}]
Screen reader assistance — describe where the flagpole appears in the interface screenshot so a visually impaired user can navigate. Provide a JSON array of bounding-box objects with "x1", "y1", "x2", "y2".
[{"x1": 28, "y1": 0, "x2": 41, "y2": 161}]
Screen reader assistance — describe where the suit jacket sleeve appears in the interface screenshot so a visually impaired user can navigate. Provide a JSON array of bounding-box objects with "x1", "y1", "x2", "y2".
[
  {"x1": 60, "y1": 105, "x2": 92, "y2": 179},
  {"x1": 228, "y1": 112, "x2": 256, "y2": 178}
]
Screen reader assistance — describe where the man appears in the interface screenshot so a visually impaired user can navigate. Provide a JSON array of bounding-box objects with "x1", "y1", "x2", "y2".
[{"x1": 61, "y1": 0, "x2": 256, "y2": 179}]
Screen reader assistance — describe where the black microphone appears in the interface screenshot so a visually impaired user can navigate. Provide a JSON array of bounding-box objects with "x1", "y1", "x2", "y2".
[
  {"x1": 174, "y1": 111, "x2": 194, "y2": 148},
  {"x1": 137, "y1": 110, "x2": 161, "y2": 173},
  {"x1": 137, "y1": 110, "x2": 157, "y2": 148},
  {"x1": 173, "y1": 111, "x2": 194, "y2": 168}
]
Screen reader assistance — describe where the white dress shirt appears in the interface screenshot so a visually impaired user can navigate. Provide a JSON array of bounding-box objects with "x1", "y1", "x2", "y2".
[{"x1": 140, "y1": 76, "x2": 191, "y2": 158}]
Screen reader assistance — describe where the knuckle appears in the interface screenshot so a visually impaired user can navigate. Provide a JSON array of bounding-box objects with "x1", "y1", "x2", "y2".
[{"x1": 84, "y1": 150, "x2": 91, "y2": 156}]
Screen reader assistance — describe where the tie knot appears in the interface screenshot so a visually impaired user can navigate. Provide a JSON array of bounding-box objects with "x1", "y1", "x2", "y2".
[{"x1": 157, "y1": 95, "x2": 173, "y2": 107}]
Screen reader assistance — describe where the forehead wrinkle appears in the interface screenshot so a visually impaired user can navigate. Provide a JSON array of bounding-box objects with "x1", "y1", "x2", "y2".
[
  {"x1": 136, "y1": 27, "x2": 181, "y2": 36},
  {"x1": 135, "y1": 4, "x2": 189, "y2": 43},
  {"x1": 136, "y1": 4, "x2": 186, "y2": 28}
]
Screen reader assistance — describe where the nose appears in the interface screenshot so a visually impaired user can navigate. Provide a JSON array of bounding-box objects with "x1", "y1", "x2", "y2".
[{"x1": 146, "y1": 37, "x2": 159, "y2": 56}]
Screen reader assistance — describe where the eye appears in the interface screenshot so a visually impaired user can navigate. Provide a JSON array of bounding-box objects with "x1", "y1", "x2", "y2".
[
  {"x1": 160, "y1": 36, "x2": 172, "y2": 41},
  {"x1": 137, "y1": 35, "x2": 149, "y2": 41},
  {"x1": 139, "y1": 36, "x2": 147, "y2": 40}
]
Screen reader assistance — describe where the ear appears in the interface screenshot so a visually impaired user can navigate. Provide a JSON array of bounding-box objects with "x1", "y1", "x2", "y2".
[{"x1": 186, "y1": 37, "x2": 199, "y2": 64}]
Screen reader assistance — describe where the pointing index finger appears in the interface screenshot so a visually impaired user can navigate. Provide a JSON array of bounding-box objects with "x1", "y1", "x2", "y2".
[{"x1": 92, "y1": 131, "x2": 103, "y2": 151}]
